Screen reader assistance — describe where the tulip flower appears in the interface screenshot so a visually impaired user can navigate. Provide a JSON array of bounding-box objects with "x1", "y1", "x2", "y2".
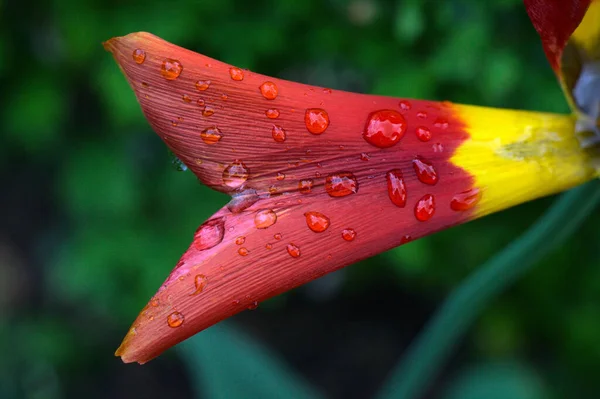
[{"x1": 104, "y1": 0, "x2": 599, "y2": 364}]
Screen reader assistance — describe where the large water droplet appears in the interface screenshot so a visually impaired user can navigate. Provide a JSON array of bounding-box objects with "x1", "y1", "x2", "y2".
[
  {"x1": 305, "y1": 108, "x2": 330, "y2": 134},
  {"x1": 161, "y1": 59, "x2": 183, "y2": 80},
  {"x1": 194, "y1": 217, "x2": 225, "y2": 251},
  {"x1": 255, "y1": 209, "x2": 277, "y2": 229},
  {"x1": 415, "y1": 194, "x2": 435, "y2": 221},
  {"x1": 325, "y1": 172, "x2": 358, "y2": 197},
  {"x1": 412, "y1": 157, "x2": 438, "y2": 185},
  {"x1": 363, "y1": 110, "x2": 407, "y2": 148},
  {"x1": 201, "y1": 127, "x2": 223, "y2": 144},
  {"x1": 191, "y1": 274, "x2": 208, "y2": 295},
  {"x1": 450, "y1": 188, "x2": 481, "y2": 211},
  {"x1": 132, "y1": 49, "x2": 146, "y2": 64},
  {"x1": 167, "y1": 312, "x2": 184, "y2": 328},
  {"x1": 229, "y1": 67, "x2": 244, "y2": 81},
  {"x1": 222, "y1": 160, "x2": 249, "y2": 188},
  {"x1": 416, "y1": 126, "x2": 431, "y2": 142},
  {"x1": 304, "y1": 211, "x2": 330, "y2": 233},
  {"x1": 342, "y1": 228, "x2": 356, "y2": 241},
  {"x1": 260, "y1": 81, "x2": 278, "y2": 100},
  {"x1": 272, "y1": 125, "x2": 286, "y2": 142},
  {"x1": 286, "y1": 243, "x2": 300, "y2": 258},
  {"x1": 299, "y1": 179, "x2": 313, "y2": 194},
  {"x1": 386, "y1": 169, "x2": 407, "y2": 207},
  {"x1": 196, "y1": 80, "x2": 211, "y2": 91}
]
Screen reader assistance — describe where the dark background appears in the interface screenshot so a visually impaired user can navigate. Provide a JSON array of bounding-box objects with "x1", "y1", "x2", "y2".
[{"x1": 1, "y1": 0, "x2": 599, "y2": 398}]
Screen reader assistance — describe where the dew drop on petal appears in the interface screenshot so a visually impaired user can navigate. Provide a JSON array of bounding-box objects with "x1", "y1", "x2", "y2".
[
  {"x1": 196, "y1": 80, "x2": 211, "y2": 91},
  {"x1": 274, "y1": 233, "x2": 282, "y2": 240},
  {"x1": 265, "y1": 243, "x2": 273, "y2": 250},
  {"x1": 235, "y1": 236, "x2": 245, "y2": 245},
  {"x1": 227, "y1": 189, "x2": 259, "y2": 213},
  {"x1": 222, "y1": 160, "x2": 249, "y2": 188},
  {"x1": 260, "y1": 81, "x2": 278, "y2": 100},
  {"x1": 412, "y1": 157, "x2": 438, "y2": 185},
  {"x1": 386, "y1": 169, "x2": 407, "y2": 207},
  {"x1": 255, "y1": 209, "x2": 277, "y2": 229},
  {"x1": 272, "y1": 125, "x2": 286, "y2": 142},
  {"x1": 203, "y1": 106, "x2": 215, "y2": 117},
  {"x1": 417, "y1": 111, "x2": 427, "y2": 119},
  {"x1": 161, "y1": 59, "x2": 183, "y2": 80},
  {"x1": 360, "y1": 153, "x2": 370, "y2": 161},
  {"x1": 194, "y1": 217, "x2": 225, "y2": 251},
  {"x1": 325, "y1": 172, "x2": 358, "y2": 197},
  {"x1": 132, "y1": 49, "x2": 146, "y2": 64},
  {"x1": 150, "y1": 298, "x2": 160, "y2": 307},
  {"x1": 299, "y1": 179, "x2": 313, "y2": 194},
  {"x1": 399, "y1": 100, "x2": 411, "y2": 111},
  {"x1": 304, "y1": 211, "x2": 330, "y2": 233},
  {"x1": 433, "y1": 143, "x2": 444, "y2": 153},
  {"x1": 416, "y1": 126, "x2": 432, "y2": 142},
  {"x1": 450, "y1": 188, "x2": 481, "y2": 211},
  {"x1": 197, "y1": 98, "x2": 206, "y2": 107},
  {"x1": 434, "y1": 118, "x2": 449, "y2": 129},
  {"x1": 191, "y1": 274, "x2": 208, "y2": 295},
  {"x1": 248, "y1": 301, "x2": 259, "y2": 310},
  {"x1": 305, "y1": 108, "x2": 330, "y2": 134},
  {"x1": 415, "y1": 194, "x2": 435, "y2": 221},
  {"x1": 323, "y1": 88, "x2": 332, "y2": 94},
  {"x1": 200, "y1": 127, "x2": 223, "y2": 144},
  {"x1": 238, "y1": 247, "x2": 249, "y2": 256},
  {"x1": 400, "y1": 235, "x2": 412, "y2": 244},
  {"x1": 276, "y1": 172, "x2": 285, "y2": 181},
  {"x1": 286, "y1": 243, "x2": 301, "y2": 258},
  {"x1": 182, "y1": 94, "x2": 192, "y2": 103},
  {"x1": 167, "y1": 312, "x2": 184, "y2": 328},
  {"x1": 229, "y1": 67, "x2": 244, "y2": 81},
  {"x1": 342, "y1": 228, "x2": 356, "y2": 241},
  {"x1": 266, "y1": 109, "x2": 280, "y2": 119},
  {"x1": 363, "y1": 110, "x2": 407, "y2": 148}
]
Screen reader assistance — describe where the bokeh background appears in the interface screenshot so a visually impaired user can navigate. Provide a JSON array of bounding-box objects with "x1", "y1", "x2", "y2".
[{"x1": 2, "y1": 0, "x2": 600, "y2": 398}]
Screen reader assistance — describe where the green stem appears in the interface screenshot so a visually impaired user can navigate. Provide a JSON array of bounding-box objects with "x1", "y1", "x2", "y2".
[{"x1": 377, "y1": 181, "x2": 600, "y2": 399}]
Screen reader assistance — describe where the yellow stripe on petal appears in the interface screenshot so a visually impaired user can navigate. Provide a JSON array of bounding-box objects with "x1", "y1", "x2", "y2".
[
  {"x1": 452, "y1": 105, "x2": 599, "y2": 218},
  {"x1": 571, "y1": 0, "x2": 600, "y2": 60}
]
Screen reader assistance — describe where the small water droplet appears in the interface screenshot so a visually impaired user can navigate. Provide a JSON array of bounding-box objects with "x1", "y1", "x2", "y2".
[
  {"x1": 286, "y1": 243, "x2": 300, "y2": 258},
  {"x1": 161, "y1": 59, "x2": 183, "y2": 80},
  {"x1": 274, "y1": 233, "x2": 282, "y2": 240},
  {"x1": 238, "y1": 247, "x2": 249, "y2": 256},
  {"x1": 203, "y1": 106, "x2": 215, "y2": 117},
  {"x1": 416, "y1": 126, "x2": 432, "y2": 142},
  {"x1": 194, "y1": 217, "x2": 225, "y2": 250},
  {"x1": 450, "y1": 188, "x2": 481, "y2": 211},
  {"x1": 266, "y1": 109, "x2": 280, "y2": 119},
  {"x1": 201, "y1": 127, "x2": 223, "y2": 144},
  {"x1": 432, "y1": 143, "x2": 444, "y2": 153},
  {"x1": 190, "y1": 274, "x2": 208, "y2": 295},
  {"x1": 305, "y1": 108, "x2": 329, "y2": 134},
  {"x1": 272, "y1": 125, "x2": 286, "y2": 142},
  {"x1": 132, "y1": 49, "x2": 146, "y2": 64},
  {"x1": 235, "y1": 236, "x2": 245, "y2": 245},
  {"x1": 363, "y1": 110, "x2": 407, "y2": 148},
  {"x1": 196, "y1": 80, "x2": 211, "y2": 91},
  {"x1": 268, "y1": 185, "x2": 278, "y2": 194},
  {"x1": 386, "y1": 169, "x2": 407, "y2": 207},
  {"x1": 141, "y1": 82, "x2": 149, "y2": 88},
  {"x1": 342, "y1": 228, "x2": 356, "y2": 241},
  {"x1": 182, "y1": 94, "x2": 192, "y2": 103},
  {"x1": 260, "y1": 81, "x2": 278, "y2": 100},
  {"x1": 360, "y1": 153, "x2": 370, "y2": 161},
  {"x1": 412, "y1": 157, "x2": 438, "y2": 185},
  {"x1": 325, "y1": 172, "x2": 358, "y2": 197},
  {"x1": 248, "y1": 301, "x2": 259, "y2": 310},
  {"x1": 399, "y1": 100, "x2": 411, "y2": 111},
  {"x1": 415, "y1": 194, "x2": 435, "y2": 221},
  {"x1": 167, "y1": 312, "x2": 184, "y2": 328},
  {"x1": 229, "y1": 67, "x2": 244, "y2": 81},
  {"x1": 304, "y1": 211, "x2": 330, "y2": 232},
  {"x1": 323, "y1": 88, "x2": 332, "y2": 94},
  {"x1": 197, "y1": 98, "x2": 205, "y2": 107},
  {"x1": 417, "y1": 111, "x2": 427, "y2": 119},
  {"x1": 150, "y1": 298, "x2": 160, "y2": 307},
  {"x1": 265, "y1": 243, "x2": 273, "y2": 250},
  {"x1": 434, "y1": 118, "x2": 449, "y2": 129},
  {"x1": 299, "y1": 179, "x2": 313, "y2": 194},
  {"x1": 255, "y1": 209, "x2": 277, "y2": 229},
  {"x1": 400, "y1": 235, "x2": 412, "y2": 244},
  {"x1": 222, "y1": 160, "x2": 249, "y2": 188},
  {"x1": 221, "y1": 93, "x2": 228, "y2": 100},
  {"x1": 276, "y1": 172, "x2": 285, "y2": 181}
]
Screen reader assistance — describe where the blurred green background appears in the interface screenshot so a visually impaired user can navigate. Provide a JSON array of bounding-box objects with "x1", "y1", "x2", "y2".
[{"x1": 1, "y1": 0, "x2": 599, "y2": 398}]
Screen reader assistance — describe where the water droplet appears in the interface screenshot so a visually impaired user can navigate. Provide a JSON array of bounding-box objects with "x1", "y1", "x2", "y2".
[
  {"x1": 363, "y1": 110, "x2": 407, "y2": 148},
  {"x1": 150, "y1": 298, "x2": 160, "y2": 307},
  {"x1": 227, "y1": 189, "x2": 259, "y2": 213},
  {"x1": 265, "y1": 109, "x2": 280, "y2": 119},
  {"x1": 432, "y1": 143, "x2": 444, "y2": 153},
  {"x1": 169, "y1": 151, "x2": 188, "y2": 171},
  {"x1": 196, "y1": 80, "x2": 211, "y2": 91},
  {"x1": 141, "y1": 82, "x2": 149, "y2": 88},
  {"x1": 265, "y1": 243, "x2": 273, "y2": 250},
  {"x1": 434, "y1": 118, "x2": 449, "y2": 129},
  {"x1": 203, "y1": 106, "x2": 215, "y2": 117},
  {"x1": 298, "y1": 179, "x2": 313, "y2": 194},
  {"x1": 221, "y1": 93, "x2": 228, "y2": 100},
  {"x1": 305, "y1": 108, "x2": 329, "y2": 134},
  {"x1": 286, "y1": 243, "x2": 300, "y2": 258},
  {"x1": 274, "y1": 233, "x2": 282, "y2": 240},
  {"x1": 323, "y1": 88, "x2": 332, "y2": 94},
  {"x1": 325, "y1": 172, "x2": 358, "y2": 197},
  {"x1": 182, "y1": 94, "x2": 192, "y2": 103},
  {"x1": 416, "y1": 126, "x2": 432, "y2": 142},
  {"x1": 386, "y1": 169, "x2": 407, "y2": 207},
  {"x1": 132, "y1": 49, "x2": 146, "y2": 64},
  {"x1": 400, "y1": 235, "x2": 412, "y2": 244},
  {"x1": 161, "y1": 59, "x2": 183, "y2": 80},
  {"x1": 229, "y1": 67, "x2": 244, "y2": 81},
  {"x1": 268, "y1": 185, "x2": 278, "y2": 194},
  {"x1": 415, "y1": 194, "x2": 435, "y2": 221},
  {"x1": 360, "y1": 153, "x2": 370, "y2": 161},
  {"x1": 412, "y1": 157, "x2": 438, "y2": 185},
  {"x1": 255, "y1": 209, "x2": 277, "y2": 229},
  {"x1": 191, "y1": 274, "x2": 208, "y2": 295},
  {"x1": 342, "y1": 228, "x2": 356, "y2": 241},
  {"x1": 259, "y1": 81, "x2": 278, "y2": 100},
  {"x1": 276, "y1": 172, "x2": 285, "y2": 181},
  {"x1": 197, "y1": 98, "x2": 205, "y2": 107},
  {"x1": 222, "y1": 160, "x2": 249, "y2": 188},
  {"x1": 167, "y1": 312, "x2": 184, "y2": 328},
  {"x1": 201, "y1": 127, "x2": 223, "y2": 144},
  {"x1": 194, "y1": 217, "x2": 225, "y2": 250},
  {"x1": 238, "y1": 247, "x2": 249, "y2": 256},
  {"x1": 450, "y1": 188, "x2": 481, "y2": 211},
  {"x1": 416, "y1": 111, "x2": 427, "y2": 119},
  {"x1": 235, "y1": 236, "x2": 245, "y2": 245},
  {"x1": 272, "y1": 125, "x2": 286, "y2": 142},
  {"x1": 304, "y1": 211, "x2": 330, "y2": 233},
  {"x1": 248, "y1": 301, "x2": 259, "y2": 310},
  {"x1": 399, "y1": 100, "x2": 411, "y2": 111}
]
